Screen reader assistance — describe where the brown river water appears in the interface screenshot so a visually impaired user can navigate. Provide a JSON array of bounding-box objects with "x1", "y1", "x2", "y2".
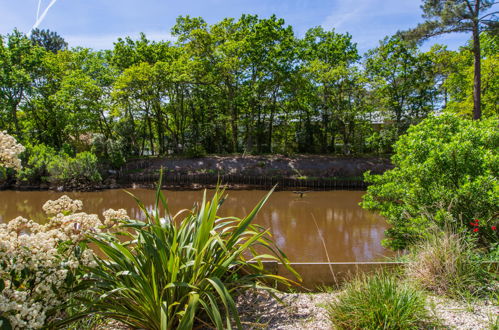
[{"x1": 0, "y1": 189, "x2": 392, "y2": 262}]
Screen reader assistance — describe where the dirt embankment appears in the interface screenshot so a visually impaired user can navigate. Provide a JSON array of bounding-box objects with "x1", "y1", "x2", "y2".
[
  {"x1": 5, "y1": 155, "x2": 393, "y2": 191},
  {"x1": 115, "y1": 155, "x2": 393, "y2": 190},
  {"x1": 121, "y1": 155, "x2": 392, "y2": 178}
]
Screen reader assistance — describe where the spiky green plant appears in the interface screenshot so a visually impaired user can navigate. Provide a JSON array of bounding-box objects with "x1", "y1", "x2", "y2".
[{"x1": 58, "y1": 180, "x2": 299, "y2": 330}]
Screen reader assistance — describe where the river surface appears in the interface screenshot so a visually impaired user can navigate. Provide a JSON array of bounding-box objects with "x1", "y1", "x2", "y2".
[{"x1": 0, "y1": 189, "x2": 392, "y2": 262}]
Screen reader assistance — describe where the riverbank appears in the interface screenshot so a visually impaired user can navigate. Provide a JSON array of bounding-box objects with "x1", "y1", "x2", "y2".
[
  {"x1": 3, "y1": 155, "x2": 393, "y2": 191},
  {"x1": 122, "y1": 154, "x2": 392, "y2": 177},
  {"x1": 116, "y1": 154, "x2": 392, "y2": 191}
]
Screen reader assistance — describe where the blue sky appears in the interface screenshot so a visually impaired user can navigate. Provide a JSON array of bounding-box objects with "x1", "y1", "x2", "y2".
[{"x1": 1, "y1": 0, "x2": 470, "y2": 54}]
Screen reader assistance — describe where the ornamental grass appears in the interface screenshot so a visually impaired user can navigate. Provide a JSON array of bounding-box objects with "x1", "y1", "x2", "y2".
[
  {"x1": 405, "y1": 231, "x2": 496, "y2": 299},
  {"x1": 326, "y1": 272, "x2": 434, "y2": 330}
]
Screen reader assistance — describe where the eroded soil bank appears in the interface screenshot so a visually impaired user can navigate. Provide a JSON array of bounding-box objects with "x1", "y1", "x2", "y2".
[
  {"x1": 4, "y1": 155, "x2": 392, "y2": 191},
  {"x1": 122, "y1": 155, "x2": 392, "y2": 177}
]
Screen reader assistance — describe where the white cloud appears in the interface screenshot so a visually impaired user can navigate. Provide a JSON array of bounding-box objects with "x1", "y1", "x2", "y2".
[
  {"x1": 320, "y1": 0, "x2": 424, "y2": 53},
  {"x1": 322, "y1": 1, "x2": 371, "y2": 31},
  {"x1": 65, "y1": 31, "x2": 176, "y2": 50}
]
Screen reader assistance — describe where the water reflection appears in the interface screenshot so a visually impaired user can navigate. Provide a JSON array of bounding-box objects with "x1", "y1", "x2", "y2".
[{"x1": 0, "y1": 189, "x2": 392, "y2": 262}]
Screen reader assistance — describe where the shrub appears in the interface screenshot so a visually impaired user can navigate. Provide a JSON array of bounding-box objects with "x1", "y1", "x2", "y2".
[
  {"x1": 48, "y1": 151, "x2": 102, "y2": 187},
  {"x1": 327, "y1": 273, "x2": 433, "y2": 330},
  {"x1": 0, "y1": 196, "x2": 108, "y2": 329},
  {"x1": 91, "y1": 134, "x2": 126, "y2": 169},
  {"x1": 405, "y1": 231, "x2": 495, "y2": 298},
  {"x1": 61, "y1": 183, "x2": 298, "y2": 329},
  {"x1": 17, "y1": 144, "x2": 57, "y2": 183},
  {"x1": 0, "y1": 131, "x2": 25, "y2": 172},
  {"x1": 185, "y1": 143, "x2": 206, "y2": 158},
  {"x1": 361, "y1": 114, "x2": 498, "y2": 249}
]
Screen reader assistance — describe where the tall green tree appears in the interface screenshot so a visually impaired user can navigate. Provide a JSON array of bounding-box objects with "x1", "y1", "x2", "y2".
[
  {"x1": 365, "y1": 37, "x2": 437, "y2": 137},
  {"x1": 444, "y1": 33, "x2": 498, "y2": 117},
  {"x1": 0, "y1": 30, "x2": 43, "y2": 137},
  {"x1": 403, "y1": 0, "x2": 498, "y2": 119},
  {"x1": 30, "y1": 28, "x2": 68, "y2": 53},
  {"x1": 299, "y1": 26, "x2": 359, "y2": 153}
]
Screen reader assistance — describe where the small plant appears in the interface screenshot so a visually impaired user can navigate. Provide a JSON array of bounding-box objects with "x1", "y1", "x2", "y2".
[
  {"x1": 326, "y1": 273, "x2": 433, "y2": 330},
  {"x1": 405, "y1": 231, "x2": 495, "y2": 298},
  {"x1": 61, "y1": 176, "x2": 299, "y2": 329}
]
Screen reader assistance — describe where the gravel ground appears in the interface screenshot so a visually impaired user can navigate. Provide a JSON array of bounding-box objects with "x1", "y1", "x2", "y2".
[
  {"x1": 235, "y1": 291, "x2": 498, "y2": 329},
  {"x1": 427, "y1": 295, "x2": 498, "y2": 330},
  {"x1": 101, "y1": 291, "x2": 498, "y2": 329},
  {"x1": 236, "y1": 290, "x2": 335, "y2": 329}
]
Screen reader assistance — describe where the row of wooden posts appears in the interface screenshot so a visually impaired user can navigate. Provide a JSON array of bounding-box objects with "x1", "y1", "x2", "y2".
[{"x1": 117, "y1": 172, "x2": 367, "y2": 190}]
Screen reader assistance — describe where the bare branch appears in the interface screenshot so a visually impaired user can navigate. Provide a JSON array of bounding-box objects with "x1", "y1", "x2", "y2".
[{"x1": 479, "y1": 11, "x2": 499, "y2": 20}]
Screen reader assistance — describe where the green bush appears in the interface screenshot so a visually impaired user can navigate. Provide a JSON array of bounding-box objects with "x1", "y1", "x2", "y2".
[
  {"x1": 362, "y1": 114, "x2": 498, "y2": 249},
  {"x1": 327, "y1": 273, "x2": 433, "y2": 330},
  {"x1": 91, "y1": 134, "x2": 127, "y2": 168},
  {"x1": 185, "y1": 143, "x2": 206, "y2": 158},
  {"x1": 48, "y1": 151, "x2": 102, "y2": 186},
  {"x1": 17, "y1": 144, "x2": 58, "y2": 183},
  {"x1": 61, "y1": 184, "x2": 298, "y2": 329}
]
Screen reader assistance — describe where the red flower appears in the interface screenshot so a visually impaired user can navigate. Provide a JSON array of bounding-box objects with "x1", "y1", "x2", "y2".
[
  {"x1": 474, "y1": 219, "x2": 479, "y2": 223},
  {"x1": 470, "y1": 222, "x2": 479, "y2": 226},
  {"x1": 492, "y1": 226, "x2": 497, "y2": 231},
  {"x1": 473, "y1": 228, "x2": 479, "y2": 232}
]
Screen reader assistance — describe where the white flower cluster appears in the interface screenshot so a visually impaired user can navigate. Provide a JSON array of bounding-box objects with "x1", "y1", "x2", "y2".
[
  {"x1": 0, "y1": 131, "x2": 25, "y2": 171},
  {"x1": 102, "y1": 208, "x2": 129, "y2": 227},
  {"x1": 42, "y1": 195, "x2": 83, "y2": 215},
  {"x1": 0, "y1": 196, "x2": 128, "y2": 329}
]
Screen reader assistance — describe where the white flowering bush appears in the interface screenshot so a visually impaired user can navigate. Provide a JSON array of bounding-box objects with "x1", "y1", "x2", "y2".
[
  {"x1": 0, "y1": 195, "x2": 129, "y2": 329},
  {"x1": 0, "y1": 131, "x2": 25, "y2": 176}
]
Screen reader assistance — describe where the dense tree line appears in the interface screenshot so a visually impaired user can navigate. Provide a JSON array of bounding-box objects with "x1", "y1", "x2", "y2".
[{"x1": 0, "y1": 16, "x2": 497, "y2": 165}]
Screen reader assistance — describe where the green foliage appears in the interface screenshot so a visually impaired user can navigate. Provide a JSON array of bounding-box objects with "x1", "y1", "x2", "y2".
[
  {"x1": 362, "y1": 114, "x2": 498, "y2": 249},
  {"x1": 0, "y1": 15, "x2": 491, "y2": 159},
  {"x1": 63, "y1": 184, "x2": 299, "y2": 329},
  {"x1": 326, "y1": 273, "x2": 433, "y2": 330},
  {"x1": 91, "y1": 134, "x2": 127, "y2": 168},
  {"x1": 366, "y1": 128, "x2": 398, "y2": 154},
  {"x1": 185, "y1": 144, "x2": 206, "y2": 158},
  {"x1": 30, "y1": 28, "x2": 68, "y2": 53},
  {"x1": 403, "y1": 0, "x2": 497, "y2": 41},
  {"x1": 47, "y1": 151, "x2": 102, "y2": 186},
  {"x1": 405, "y1": 231, "x2": 496, "y2": 298},
  {"x1": 402, "y1": 0, "x2": 498, "y2": 119},
  {"x1": 442, "y1": 33, "x2": 499, "y2": 118},
  {"x1": 17, "y1": 144, "x2": 57, "y2": 183},
  {"x1": 365, "y1": 36, "x2": 437, "y2": 136}
]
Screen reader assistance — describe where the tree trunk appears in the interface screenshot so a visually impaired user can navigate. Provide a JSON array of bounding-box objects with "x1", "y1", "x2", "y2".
[
  {"x1": 472, "y1": 23, "x2": 481, "y2": 120},
  {"x1": 11, "y1": 102, "x2": 21, "y2": 138}
]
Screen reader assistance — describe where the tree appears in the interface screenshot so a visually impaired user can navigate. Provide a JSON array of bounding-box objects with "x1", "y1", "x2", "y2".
[
  {"x1": 402, "y1": 0, "x2": 498, "y2": 120},
  {"x1": 443, "y1": 32, "x2": 498, "y2": 117},
  {"x1": 0, "y1": 30, "x2": 43, "y2": 137},
  {"x1": 365, "y1": 37, "x2": 437, "y2": 137},
  {"x1": 30, "y1": 28, "x2": 68, "y2": 53},
  {"x1": 299, "y1": 26, "x2": 359, "y2": 153}
]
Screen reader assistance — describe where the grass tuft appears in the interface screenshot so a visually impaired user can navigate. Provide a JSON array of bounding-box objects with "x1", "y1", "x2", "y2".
[
  {"x1": 326, "y1": 272, "x2": 434, "y2": 330},
  {"x1": 405, "y1": 231, "x2": 495, "y2": 299}
]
